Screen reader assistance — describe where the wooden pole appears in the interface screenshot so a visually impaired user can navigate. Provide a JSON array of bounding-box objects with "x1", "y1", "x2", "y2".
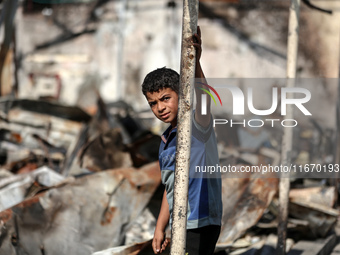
[
  {"x1": 277, "y1": 0, "x2": 300, "y2": 254},
  {"x1": 115, "y1": 0, "x2": 127, "y2": 100},
  {"x1": 333, "y1": 20, "x2": 340, "y2": 208},
  {"x1": 0, "y1": 0, "x2": 19, "y2": 96},
  {"x1": 170, "y1": 0, "x2": 198, "y2": 254}
]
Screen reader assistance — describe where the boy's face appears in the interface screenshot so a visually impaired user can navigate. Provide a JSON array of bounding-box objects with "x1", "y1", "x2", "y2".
[{"x1": 146, "y1": 88, "x2": 178, "y2": 127}]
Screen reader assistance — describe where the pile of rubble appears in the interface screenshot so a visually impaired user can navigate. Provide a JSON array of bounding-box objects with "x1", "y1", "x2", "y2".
[
  {"x1": 0, "y1": 98, "x2": 338, "y2": 255},
  {"x1": 0, "y1": 98, "x2": 161, "y2": 255}
]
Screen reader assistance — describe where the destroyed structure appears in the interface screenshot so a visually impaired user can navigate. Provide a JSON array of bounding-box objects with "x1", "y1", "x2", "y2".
[{"x1": 0, "y1": 0, "x2": 339, "y2": 254}]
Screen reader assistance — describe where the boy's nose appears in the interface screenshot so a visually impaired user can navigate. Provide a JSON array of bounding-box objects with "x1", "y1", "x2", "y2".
[{"x1": 158, "y1": 102, "x2": 166, "y2": 112}]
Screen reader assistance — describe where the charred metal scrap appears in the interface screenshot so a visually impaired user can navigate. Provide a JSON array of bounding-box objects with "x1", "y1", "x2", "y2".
[
  {"x1": 0, "y1": 162, "x2": 161, "y2": 255},
  {"x1": 0, "y1": 99, "x2": 91, "y2": 174},
  {"x1": 218, "y1": 173, "x2": 279, "y2": 247},
  {"x1": 91, "y1": 173, "x2": 279, "y2": 255},
  {"x1": 92, "y1": 240, "x2": 154, "y2": 255},
  {"x1": 288, "y1": 186, "x2": 339, "y2": 238},
  {"x1": 64, "y1": 98, "x2": 160, "y2": 176},
  {"x1": 0, "y1": 166, "x2": 69, "y2": 212}
]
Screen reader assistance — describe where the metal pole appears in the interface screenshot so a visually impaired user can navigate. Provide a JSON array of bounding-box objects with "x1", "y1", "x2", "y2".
[
  {"x1": 170, "y1": 0, "x2": 198, "y2": 254},
  {"x1": 277, "y1": 0, "x2": 300, "y2": 254}
]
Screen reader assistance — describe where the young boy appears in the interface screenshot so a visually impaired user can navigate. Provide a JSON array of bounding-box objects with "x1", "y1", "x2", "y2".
[{"x1": 141, "y1": 27, "x2": 222, "y2": 255}]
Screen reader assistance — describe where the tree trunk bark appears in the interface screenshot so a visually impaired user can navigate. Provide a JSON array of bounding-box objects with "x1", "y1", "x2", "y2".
[{"x1": 170, "y1": 0, "x2": 199, "y2": 254}]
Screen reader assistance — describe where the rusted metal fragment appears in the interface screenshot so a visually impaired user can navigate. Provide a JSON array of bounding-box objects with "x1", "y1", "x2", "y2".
[
  {"x1": 0, "y1": 99, "x2": 91, "y2": 122},
  {"x1": 226, "y1": 234, "x2": 294, "y2": 255},
  {"x1": 0, "y1": 99, "x2": 91, "y2": 173},
  {"x1": 287, "y1": 234, "x2": 338, "y2": 255},
  {"x1": 63, "y1": 98, "x2": 134, "y2": 176},
  {"x1": 289, "y1": 200, "x2": 339, "y2": 238},
  {"x1": 289, "y1": 187, "x2": 336, "y2": 208},
  {"x1": 266, "y1": 196, "x2": 339, "y2": 239},
  {"x1": 66, "y1": 100, "x2": 160, "y2": 174},
  {"x1": 217, "y1": 173, "x2": 278, "y2": 247},
  {"x1": 106, "y1": 101, "x2": 161, "y2": 167},
  {"x1": 6, "y1": 108, "x2": 83, "y2": 148},
  {"x1": 61, "y1": 124, "x2": 89, "y2": 176},
  {"x1": 97, "y1": 171, "x2": 278, "y2": 254},
  {"x1": 79, "y1": 128, "x2": 132, "y2": 172},
  {"x1": 61, "y1": 95, "x2": 111, "y2": 176},
  {"x1": 125, "y1": 133, "x2": 161, "y2": 168},
  {"x1": 0, "y1": 169, "x2": 13, "y2": 179},
  {"x1": 257, "y1": 192, "x2": 339, "y2": 239},
  {"x1": 0, "y1": 162, "x2": 161, "y2": 255},
  {"x1": 0, "y1": 166, "x2": 65, "y2": 189},
  {"x1": 92, "y1": 240, "x2": 153, "y2": 255},
  {"x1": 0, "y1": 166, "x2": 67, "y2": 211}
]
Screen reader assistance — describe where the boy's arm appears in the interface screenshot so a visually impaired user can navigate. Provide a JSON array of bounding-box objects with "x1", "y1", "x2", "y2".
[
  {"x1": 193, "y1": 26, "x2": 211, "y2": 128},
  {"x1": 152, "y1": 190, "x2": 170, "y2": 254}
]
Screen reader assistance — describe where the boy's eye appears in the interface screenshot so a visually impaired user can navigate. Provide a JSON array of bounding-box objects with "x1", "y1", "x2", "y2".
[
  {"x1": 164, "y1": 97, "x2": 170, "y2": 101},
  {"x1": 149, "y1": 102, "x2": 156, "y2": 107}
]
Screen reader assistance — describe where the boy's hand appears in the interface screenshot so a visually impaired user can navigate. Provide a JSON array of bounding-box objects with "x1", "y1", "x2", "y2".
[
  {"x1": 193, "y1": 26, "x2": 202, "y2": 62},
  {"x1": 152, "y1": 229, "x2": 169, "y2": 254}
]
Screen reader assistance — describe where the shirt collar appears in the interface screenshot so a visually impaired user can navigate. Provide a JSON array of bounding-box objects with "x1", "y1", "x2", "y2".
[{"x1": 161, "y1": 125, "x2": 177, "y2": 143}]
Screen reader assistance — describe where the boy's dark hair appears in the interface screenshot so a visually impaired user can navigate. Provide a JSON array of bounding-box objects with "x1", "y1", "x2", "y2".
[{"x1": 141, "y1": 67, "x2": 179, "y2": 96}]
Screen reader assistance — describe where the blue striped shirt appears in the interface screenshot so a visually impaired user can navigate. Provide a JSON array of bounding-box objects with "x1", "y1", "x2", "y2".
[{"x1": 159, "y1": 113, "x2": 222, "y2": 229}]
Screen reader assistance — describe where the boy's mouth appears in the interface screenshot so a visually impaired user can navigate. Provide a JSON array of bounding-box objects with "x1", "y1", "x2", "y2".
[{"x1": 160, "y1": 112, "x2": 170, "y2": 119}]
